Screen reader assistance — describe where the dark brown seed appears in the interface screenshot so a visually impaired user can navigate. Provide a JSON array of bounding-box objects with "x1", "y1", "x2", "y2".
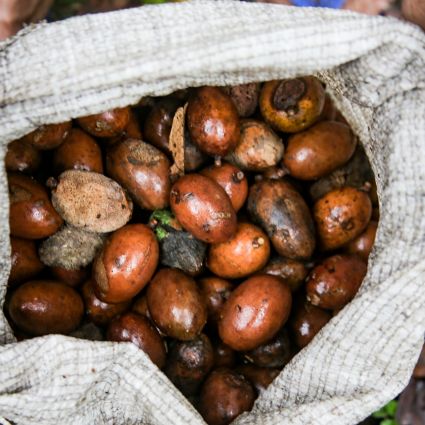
[
  {"x1": 236, "y1": 364, "x2": 280, "y2": 394},
  {"x1": 22, "y1": 122, "x2": 72, "y2": 150},
  {"x1": 77, "y1": 107, "x2": 130, "y2": 138},
  {"x1": 5, "y1": 139, "x2": 41, "y2": 173},
  {"x1": 345, "y1": 221, "x2": 378, "y2": 260}
]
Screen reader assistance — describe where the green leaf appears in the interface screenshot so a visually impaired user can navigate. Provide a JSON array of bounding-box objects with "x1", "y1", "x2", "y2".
[
  {"x1": 380, "y1": 419, "x2": 398, "y2": 425},
  {"x1": 372, "y1": 408, "x2": 388, "y2": 419},
  {"x1": 384, "y1": 400, "x2": 398, "y2": 417},
  {"x1": 150, "y1": 209, "x2": 173, "y2": 226}
]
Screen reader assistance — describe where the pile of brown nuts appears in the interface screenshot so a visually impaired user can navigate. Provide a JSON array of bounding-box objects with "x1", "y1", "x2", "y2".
[{"x1": 5, "y1": 76, "x2": 378, "y2": 425}]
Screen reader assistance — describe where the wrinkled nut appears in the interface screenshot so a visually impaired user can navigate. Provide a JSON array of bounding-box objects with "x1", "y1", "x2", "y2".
[
  {"x1": 6, "y1": 139, "x2": 41, "y2": 174},
  {"x1": 39, "y1": 225, "x2": 105, "y2": 270},
  {"x1": 77, "y1": 107, "x2": 130, "y2": 138},
  {"x1": 223, "y1": 83, "x2": 261, "y2": 118},
  {"x1": 51, "y1": 170, "x2": 133, "y2": 233},
  {"x1": 22, "y1": 121, "x2": 72, "y2": 150}
]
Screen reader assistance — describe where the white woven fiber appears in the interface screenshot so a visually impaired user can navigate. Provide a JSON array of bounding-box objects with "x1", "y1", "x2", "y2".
[{"x1": 0, "y1": 1, "x2": 424, "y2": 424}]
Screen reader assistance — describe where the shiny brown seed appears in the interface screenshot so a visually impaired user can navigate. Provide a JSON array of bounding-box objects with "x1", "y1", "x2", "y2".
[
  {"x1": 22, "y1": 122, "x2": 72, "y2": 150},
  {"x1": 213, "y1": 341, "x2": 236, "y2": 368},
  {"x1": 236, "y1": 364, "x2": 280, "y2": 394},
  {"x1": 50, "y1": 266, "x2": 88, "y2": 288},
  {"x1": 5, "y1": 139, "x2": 41, "y2": 173},
  {"x1": 345, "y1": 221, "x2": 378, "y2": 261},
  {"x1": 77, "y1": 107, "x2": 130, "y2": 138}
]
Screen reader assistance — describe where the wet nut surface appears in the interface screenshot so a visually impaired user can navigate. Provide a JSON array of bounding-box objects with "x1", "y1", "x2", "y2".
[
  {"x1": 77, "y1": 107, "x2": 130, "y2": 138},
  {"x1": 6, "y1": 139, "x2": 41, "y2": 174},
  {"x1": 22, "y1": 121, "x2": 72, "y2": 150}
]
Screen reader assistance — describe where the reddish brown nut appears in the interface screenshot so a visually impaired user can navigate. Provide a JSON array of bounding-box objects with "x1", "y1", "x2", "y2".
[
  {"x1": 77, "y1": 107, "x2": 130, "y2": 138},
  {"x1": 226, "y1": 119, "x2": 284, "y2": 172},
  {"x1": 187, "y1": 87, "x2": 240, "y2": 157},
  {"x1": 8, "y1": 237, "x2": 44, "y2": 287},
  {"x1": 290, "y1": 300, "x2": 332, "y2": 348},
  {"x1": 200, "y1": 163, "x2": 248, "y2": 212},
  {"x1": 219, "y1": 275, "x2": 292, "y2": 351},
  {"x1": 283, "y1": 121, "x2": 356, "y2": 180},
  {"x1": 8, "y1": 280, "x2": 83, "y2": 336},
  {"x1": 50, "y1": 266, "x2": 88, "y2": 288},
  {"x1": 213, "y1": 341, "x2": 236, "y2": 368},
  {"x1": 106, "y1": 109, "x2": 142, "y2": 145},
  {"x1": 199, "y1": 369, "x2": 255, "y2": 425},
  {"x1": 144, "y1": 98, "x2": 180, "y2": 153},
  {"x1": 244, "y1": 328, "x2": 292, "y2": 368},
  {"x1": 248, "y1": 179, "x2": 315, "y2": 260},
  {"x1": 313, "y1": 187, "x2": 372, "y2": 251},
  {"x1": 82, "y1": 280, "x2": 131, "y2": 326},
  {"x1": 107, "y1": 312, "x2": 166, "y2": 369},
  {"x1": 22, "y1": 121, "x2": 72, "y2": 150},
  {"x1": 170, "y1": 174, "x2": 237, "y2": 244},
  {"x1": 199, "y1": 277, "x2": 234, "y2": 325},
  {"x1": 165, "y1": 334, "x2": 214, "y2": 396},
  {"x1": 53, "y1": 128, "x2": 103, "y2": 174},
  {"x1": 345, "y1": 221, "x2": 378, "y2": 261},
  {"x1": 106, "y1": 138, "x2": 171, "y2": 210},
  {"x1": 223, "y1": 83, "x2": 261, "y2": 118},
  {"x1": 306, "y1": 254, "x2": 367, "y2": 310},
  {"x1": 5, "y1": 139, "x2": 41, "y2": 174},
  {"x1": 8, "y1": 173, "x2": 63, "y2": 239},
  {"x1": 207, "y1": 222, "x2": 270, "y2": 279},
  {"x1": 236, "y1": 364, "x2": 280, "y2": 394},
  {"x1": 262, "y1": 257, "x2": 309, "y2": 292},
  {"x1": 184, "y1": 133, "x2": 208, "y2": 172},
  {"x1": 92, "y1": 224, "x2": 159, "y2": 303},
  {"x1": 147, "y1": 268, "x2": 207, "y2": 341},
  {"x1": 259, "y1": 77, "x2": 325, "y2": 133},
  {"x1": 132, "y1": 294, "x2": 150, "y2": 318}
]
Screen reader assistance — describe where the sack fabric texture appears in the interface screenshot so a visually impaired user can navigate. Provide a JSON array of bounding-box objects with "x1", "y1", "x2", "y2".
[{"x1": 0, "y1": 1, "x2": 424, "y2": 424}]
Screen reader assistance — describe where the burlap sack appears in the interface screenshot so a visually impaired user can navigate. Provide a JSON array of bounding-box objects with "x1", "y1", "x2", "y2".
[{"x1": 0, "y1": 1, "x2": 424, "y2": 424}]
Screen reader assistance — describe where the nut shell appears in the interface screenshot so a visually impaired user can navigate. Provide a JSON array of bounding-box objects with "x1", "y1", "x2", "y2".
[
  {"x1": 22, "y1": 122, "x2": 71, "y2": 150},
  {"x1": 77, "y1": 107, "x2": 130, "y2": 138}
]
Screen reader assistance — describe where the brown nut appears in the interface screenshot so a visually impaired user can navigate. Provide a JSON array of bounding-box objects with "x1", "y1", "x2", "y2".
[
  {"x1": 50, "y1": 266, "x2": 89, "y2": 288},
  {"x1": 107, "y1": 312, "x2": 166, "y2": 369},
  {"x1": 184, "y1": 133, "x2": 209, "y2": 172},
  {"x1": 8, "y1": 173, "x2": 63, "y2": 239},
  {"x1": 82, "y1": 280, "x2": 131, "y2": 326},
  {"x1": 170, "y1": 174, "x2": 237, "y2": 244},
  {"x1": 93, "y1": 224, "x2": 159, "y2": 303},
  {"x1": 199, "y1": 369, "x2": 255, "y2": 425},
  {"x1": 51, "y1": 170, "x2": 133, "y2": 233},
  {"x1": 207, "y1": 222, "x2": 270, "y2": 279},
  {"x1": 106, "y1": 109, "x2": 142, "y2": 145},
  {"x1": 248, "y1": 179, "x2": 315, "y2": 260},
  {"x1": 165, "y1": 333, "x2": 214, "y2": 396},
  {"x1": 244, "y1": 328, "x2": 292, "y2": 368},
  {"x1": 236, "y1": 364, "x2": 280, "y2": 394},
  {"x1": 53, "y1": 128, "x2": 103, "y2": 174},
  {"x1": 106, "y1": 138, "x2": 171, "y2": 210},
  {"x1": 8, "y1": 237, "x2": 44, "y2": 287},
  {"x1": 345, "y1": 221, "x2": 378, "y2": 261},
  {"x1": 213, "y1": 341, "x2": 236, "y2": 368},
  {"x1": 187, "y1": 86, "x2": 240, "y2": 157},
  {"x1": 306, "y1": 254, "x2": 367, "y2": 310},
  {"x1": 199, "y1": 276, "x2": 234, "y2": 325},
  {"x1": 313, "y1": 186, "x2": 372, "y2": 250},
  {"x1": 223, "y1": 83, "x2": 261, "y2": 118},
  {"x1": 226, "y1": 119, "x2": 284, "y2": 172},
  {"x1": 261, "y1": 256, "x2": 309, "y2": 292},
  {"x1": 290, "y1": 300, "x2": 332, "y2": 348},
  {"x1": 77, "y1": 107, "x2": 130, "y2": 138},
  {"x1": 22, "y1": 121, "x2": 72, "y2": 150},
  {"x1": 147, "y1": 268, "x2": 207, "y2": 341},
  {"x1": 200, "y1": 163, "x2": 248, "y2": 212},
  {"x1": 132, "y1": 294, "x2": 150, "y2": 318},
  {"x1": 283, "y1": 121, "x2": 356, "y2": 180},
  {"x1": 219, "y1": 274, "x2": 292, "y2": 351},
  {"x1": 259, "y1": 77, "x2": 325, "y2": 133},
  {"x1": 5, "y1": 139, "x2": 41, "y2": 174},
  {"x1": 8, "y1": 280, "x2": 83, "y2": 336}
]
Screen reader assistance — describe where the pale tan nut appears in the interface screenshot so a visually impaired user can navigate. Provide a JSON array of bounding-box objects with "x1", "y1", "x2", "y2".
[{"x1": 51, "y1": 170, "x2": 133, "y2": 233}]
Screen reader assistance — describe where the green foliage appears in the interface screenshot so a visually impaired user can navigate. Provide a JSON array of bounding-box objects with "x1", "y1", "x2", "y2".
[{"x1": 372, "y1": 400, "x2": 399, "y2": 425}]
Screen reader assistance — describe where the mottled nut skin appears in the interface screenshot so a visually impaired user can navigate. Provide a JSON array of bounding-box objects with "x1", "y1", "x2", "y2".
[
  {"x1": 345, "y1": 221, "x2": 378, "y2": 261},
  {"x1": 8, "y1": 280, "x2": 83, "y2": 336},
  {"x1": 50, "y1": 266, "x2": 88, "y2": 288},
  {"x1": 170, "y1": 174, "x2": 237, "y2": 244},
  {"x1": 77, "y1": 107, "x2": 130, "y2": 138},
  {"x1": 306, "y1": 254, "x2": 367, "y2": 310},
  {"x1": 313, "y1": 187, "x2": 372, "y2": 250},
  {"x1": 219, "y1": 275, "x2": 292, "y2": 351},
  {"x1": 106, "y1": 138, "x2": 171, "y2": 210},
  {"x1": 22, "y1": 121, "x2": 72, "y2": 150},
  {"x1": 53, "y1": 128, "x2": 103, "y2": 174},
  {"x1": 207, "y1": 222, "x2": 270, "y2": 279},
  {"x1": 8, "y1": 173, "x2": 63, "y2": 239},
  {"x1": 236, "y1": 364, "x2": 280, "y2": 394},
  {"x1": 226, "y1": 119, "x2": 284, "y2": 172},
  {"x1": 6, "y1": 139, "x2": 41, "y2": 173},
  {"x1": 187, "y1": 87, "x2": 240, "y2": 157},
  {"x1": 147, "y1": 268, "x2": 207, "y2": 341},
  {"x1": 260, "y1": 77, "x2": 325, "y2": 133},
  {"x1": 144, "y1": 98, "x2": 180, "y2": 153},
  {"x1": 223, "y1": 83, "x2": 261, "y2": 118},
  {"x1": 199, "y1": 368, "x2": 255, "y2": 425},
  {"x1": 200, "y1": 163, "x2": 248, "y2": 212},
  {"x1": 213, "y1": 341, "x2": 236, "y2": 368},
  {"x1": 8, "y1": 237, "x2": 44, "y2": 287},
  {"x1": 284, "y1": 121, "x2": 356, "y2": 180},
  {"x1": 248, "y1": 179, "x2": 315, "y2": 260},
  {"x1": 82, "y1": 280, "x2": 131, "y2": 326},
  {"x1": 107, "y1": 312, "x2": 166, "y2": 369},
  {"x1": 290, "y1": 300, "x2": 332, "y2": 348},
  {"x1": 199, "y1": 277, "x2": 234, "y2": 325},
  {"x1": 262, "y1": 256, "x2": 308, "y2": 292},
  {"x1": 244, "y1": 328, "x2": 292, "y2": 368},
  {"x1": 93, "y1": 224, "x2": 159, "y2": 303},
  {"x1": 165, "y1": 334, "x2": 214, "y2": 396}
]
